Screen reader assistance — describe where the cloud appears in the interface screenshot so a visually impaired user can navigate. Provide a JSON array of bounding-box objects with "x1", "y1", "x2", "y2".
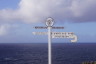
[
  {"x1": 0, "y1": 0, "x2": 96, "y2": 23},
  {"x1": 69, "y1": 0, "x2": 96, "y2": 22},
  {"x1": 0, "y1": 24, "x2": 10, "y2": 36},
  {"x1": 0, "y1": 24, "x2": 18, "y2": 36}
]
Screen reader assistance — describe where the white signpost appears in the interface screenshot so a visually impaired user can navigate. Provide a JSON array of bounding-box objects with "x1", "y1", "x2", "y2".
[{"x1": 32, "y1": 17, "x2": 77, "y2": 64}]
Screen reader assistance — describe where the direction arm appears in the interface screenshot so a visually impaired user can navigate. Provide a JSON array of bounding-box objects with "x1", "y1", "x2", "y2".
[{"x1": 33, "y1": 26, "x2": 64, "y2": 29}]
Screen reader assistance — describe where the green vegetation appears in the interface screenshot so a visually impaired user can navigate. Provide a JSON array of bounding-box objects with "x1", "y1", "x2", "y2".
[{"x1": 82, "y1": 61, "x2": 96, "y2": 64}]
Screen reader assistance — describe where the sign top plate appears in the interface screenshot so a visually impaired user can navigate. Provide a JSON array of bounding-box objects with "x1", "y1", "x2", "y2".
[{"x1": 46, "y1": 17, "x2": 54, "y2": 27}]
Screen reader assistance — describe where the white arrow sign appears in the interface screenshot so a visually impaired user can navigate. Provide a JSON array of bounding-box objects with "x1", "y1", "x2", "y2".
[{"x1": 32, "y1": 32, "x2": 77, "y2": 42}]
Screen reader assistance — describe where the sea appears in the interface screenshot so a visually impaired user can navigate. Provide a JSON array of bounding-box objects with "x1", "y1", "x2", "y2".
[{"x1": 0, "y1": 43, "x2": 96, "y2": 64}]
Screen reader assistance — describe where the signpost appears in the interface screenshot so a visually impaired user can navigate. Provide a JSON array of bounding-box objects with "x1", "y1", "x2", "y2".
[{"x1": 32, "y1": 17, "x2": 77, "y2": 64}]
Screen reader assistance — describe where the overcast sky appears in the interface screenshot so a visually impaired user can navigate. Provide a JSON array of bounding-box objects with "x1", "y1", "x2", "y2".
[{"x1": 0, "y1": 0, "x2": 96, "y2": 43}]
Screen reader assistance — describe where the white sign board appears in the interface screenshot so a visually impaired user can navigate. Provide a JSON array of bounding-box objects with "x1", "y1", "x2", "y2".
[
  {"x1": 32, "y1": 32, "x2": 47, "y2": 35},
  {"x1": 32, "y1": 32, "x2": 77, "y2": 42}
]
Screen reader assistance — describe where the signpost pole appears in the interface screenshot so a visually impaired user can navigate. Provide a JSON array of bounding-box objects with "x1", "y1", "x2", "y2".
[
  {"x1": 46, "y1": 18, "x2": 54, "y2": 64},
  {"x1": 48, "y1": 26, "x2": 52, "y2": 64}
]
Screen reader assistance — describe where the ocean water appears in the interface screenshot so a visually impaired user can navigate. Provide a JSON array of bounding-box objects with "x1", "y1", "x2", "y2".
[{"x1": 0, "y1": 43, "x2": 96, "y2": 64}]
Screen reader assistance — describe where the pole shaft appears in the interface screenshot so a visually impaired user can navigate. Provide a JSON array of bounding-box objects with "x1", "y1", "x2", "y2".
[{"x1": 48, "y1": 27, "x2": 52, "y2": 64}]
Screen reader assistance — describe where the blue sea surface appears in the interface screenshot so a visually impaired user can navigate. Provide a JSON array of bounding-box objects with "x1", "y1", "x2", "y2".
[{"x1": 0, "y1": 43, "x2": 96, "y2": 64}]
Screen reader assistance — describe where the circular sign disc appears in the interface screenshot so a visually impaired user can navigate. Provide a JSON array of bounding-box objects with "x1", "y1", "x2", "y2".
[{"x1": 46, "y1": 17, "x2": 54, "y2": 27}]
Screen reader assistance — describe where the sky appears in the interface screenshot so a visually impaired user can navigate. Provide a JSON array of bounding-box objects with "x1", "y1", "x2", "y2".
[{"x1": 0, "y1": 0, "x2": 96, "y2": 43}]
